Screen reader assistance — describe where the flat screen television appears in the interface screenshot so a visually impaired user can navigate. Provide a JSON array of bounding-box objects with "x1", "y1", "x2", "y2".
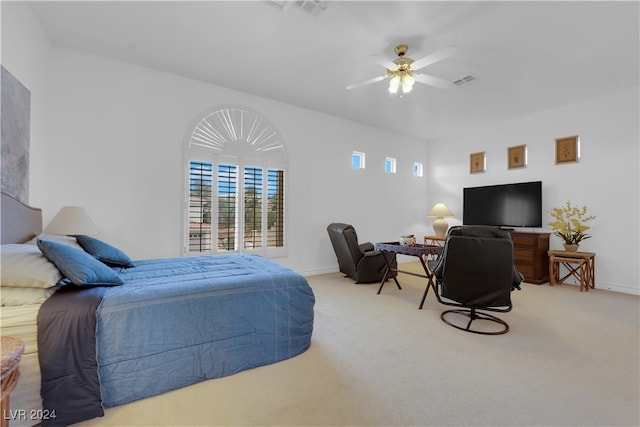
[{"x1": 463, "y1": 181, "x2": 542, "y2": 228}]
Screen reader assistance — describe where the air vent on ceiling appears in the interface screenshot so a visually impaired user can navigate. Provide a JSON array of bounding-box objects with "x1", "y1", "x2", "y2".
[
  {"x1": 266, "y1": 0, "x2": 327, "y2": 15},
  {"x1": 453, "y1": 75, "x2": 476, "y2": 87},
  {"x1": 295, "y1": 0, "x2": 327, "y2": 14}
]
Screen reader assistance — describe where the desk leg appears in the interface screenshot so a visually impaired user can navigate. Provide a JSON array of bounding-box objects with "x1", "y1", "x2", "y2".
[
  {"x1": 419, "y1": 276, "x2": 435, "y2": 310},
  {"x1": 377, "y1": 251, "x2": 401, "y2": 294},
  {"x1": 418, "y1": 255, "x2": 435, "y2": 310}
]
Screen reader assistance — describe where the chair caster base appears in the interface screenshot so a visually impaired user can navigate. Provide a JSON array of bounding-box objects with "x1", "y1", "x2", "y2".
[{"x1": 441, "y1": 308, "x2": 509, "y2": 335}]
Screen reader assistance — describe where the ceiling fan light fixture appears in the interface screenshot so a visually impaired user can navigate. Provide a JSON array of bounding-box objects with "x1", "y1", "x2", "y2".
[
  {"x1": 388, "y1": 75, "x2": 401, "y2": 94},
  {"x1": 388, "y1": 71, "x2": 415, "y2": 95},
  {"x1": 402, "y1": 73, "x2": 415, "y2": 93}
]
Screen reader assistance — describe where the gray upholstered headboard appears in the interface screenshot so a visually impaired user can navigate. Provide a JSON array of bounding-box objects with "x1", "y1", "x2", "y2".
[{"x1": 1, "y1": 192, "x2": 42, "y2": 244}]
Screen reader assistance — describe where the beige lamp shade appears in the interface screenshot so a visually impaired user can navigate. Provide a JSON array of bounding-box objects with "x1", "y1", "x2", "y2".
[
  {"x1": 427, "y1": 203, "x2": 455, "y2": 237},
  {"x1": 44, "y1": 206, "x2": 99, "y2": 236}
]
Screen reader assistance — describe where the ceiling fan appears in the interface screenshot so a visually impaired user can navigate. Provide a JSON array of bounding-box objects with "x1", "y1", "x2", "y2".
[{"x1": 346, "y1": 44, "x2": 456, "y2": 95}]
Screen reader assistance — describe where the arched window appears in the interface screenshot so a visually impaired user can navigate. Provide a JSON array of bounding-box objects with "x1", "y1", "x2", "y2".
[{"x1": 184, "y1": 105, "x2": 287, "y2": 258}]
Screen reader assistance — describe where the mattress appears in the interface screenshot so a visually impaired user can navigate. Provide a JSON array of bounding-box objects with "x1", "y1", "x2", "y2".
[{"x1": 0, "y1": 304, "x2": 43, "y2": 427}]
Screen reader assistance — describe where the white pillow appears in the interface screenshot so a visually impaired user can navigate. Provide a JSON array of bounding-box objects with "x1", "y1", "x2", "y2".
[
  {"x1": 25, "y1": 233, "x2": 84, "y2": 250},
  {"x1": 1, "y1": 286, "x2": 58, "y2": 306},
  {"x1": 1, "y1": 244, "x2": 63, "y2": 288}
]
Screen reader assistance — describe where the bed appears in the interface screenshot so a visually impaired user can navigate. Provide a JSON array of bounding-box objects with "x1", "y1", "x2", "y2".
[{"x1": 0, "y1": 192, "x2": 315, "y2": 426}]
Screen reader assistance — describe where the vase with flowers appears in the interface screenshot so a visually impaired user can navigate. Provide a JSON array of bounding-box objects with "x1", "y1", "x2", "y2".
[{"x1": 548, "y1": 201, "x2": 595, "y2": 252}]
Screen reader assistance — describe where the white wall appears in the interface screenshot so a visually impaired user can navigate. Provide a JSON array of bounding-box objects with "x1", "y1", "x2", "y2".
[
  {"x1": 3, "y1": 2, "x2": 638, "y2": 294},
  {"x1": 427, "y1": 88, "x2": 640, "y2": 294}
]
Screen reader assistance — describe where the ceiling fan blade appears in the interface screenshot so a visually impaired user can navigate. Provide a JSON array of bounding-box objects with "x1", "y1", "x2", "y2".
[
  {"x1": 411, "y1": 46, "x2": 457, "y2": 71},
  {"x1": 415, "y1": 73, "x2": 455, "y2": 89},
  {"x1": 346, "y1": 75, "x2": 387, "y2": 90},
  {"x1": 371, "y1": 54, "x2": 397, "y2": 70}
]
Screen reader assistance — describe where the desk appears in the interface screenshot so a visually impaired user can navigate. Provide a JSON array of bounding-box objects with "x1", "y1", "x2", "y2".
[
  {"x1": 1, "y1": 337, "x2": 24, "y2": 427},
  {"x1": 548, "y1": 250, "x2": 596, "y2": 292},
  {"x1": 375, "y1": 242, "x2": 443, "y2": 309}
]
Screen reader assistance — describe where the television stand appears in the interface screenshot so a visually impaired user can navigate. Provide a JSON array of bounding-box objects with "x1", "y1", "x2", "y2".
[{"x1": 509, "y1": 231, "x2": 550, "y2": 284}]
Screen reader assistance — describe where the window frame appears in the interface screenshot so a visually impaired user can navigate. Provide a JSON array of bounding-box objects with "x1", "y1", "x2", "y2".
[{"x1": 184, "y1": 106, "x2": 288, "y2": 259}]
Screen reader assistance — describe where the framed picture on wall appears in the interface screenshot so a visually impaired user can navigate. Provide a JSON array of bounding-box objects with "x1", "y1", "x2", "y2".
[
  {"x1": 469, "y1": 151, "x2": 486, "y2": 174},
  {"x1": 508, "y1": 144, "x2": 527, "y2": 169},
  {"x1": 555, "y1": 136, "x2": 579, "y2": 164}
]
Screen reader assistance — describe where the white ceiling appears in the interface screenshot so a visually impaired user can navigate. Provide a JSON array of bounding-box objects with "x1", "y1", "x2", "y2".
[{"x1": 27, "y1": 0, "x2": 639, "y2": 141}]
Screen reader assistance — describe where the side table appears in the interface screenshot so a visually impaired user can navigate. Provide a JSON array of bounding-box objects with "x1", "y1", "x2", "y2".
[
  {"x1": 1, "y1": 337, "x2": 25, "y2": 427},
  {"x1": 548, "y1": 250, "x2": 596, "y2": 292},
  {"x1": 424, "y1": 235, "x2": 446, "y2": 247}
]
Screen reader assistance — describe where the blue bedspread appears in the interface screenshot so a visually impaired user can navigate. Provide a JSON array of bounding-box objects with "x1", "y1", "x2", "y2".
[
  {"x1": 96, "y1": 253, "x2": 315, "y2": 408},
  {"x1": 38, "y1": 286, "x2": 107, "y2": 426}
]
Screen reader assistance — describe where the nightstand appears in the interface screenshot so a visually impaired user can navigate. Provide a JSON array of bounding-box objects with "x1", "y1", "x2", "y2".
[
  {"x1": 1, "y1": 336, "x2": 25, "y2": 427},
  {"x1": 423, "y1": 235, "x2": 446, "y2": 247}
]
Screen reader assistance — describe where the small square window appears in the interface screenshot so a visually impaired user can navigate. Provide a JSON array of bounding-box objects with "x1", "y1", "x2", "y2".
[
  {"x1": 352, "y1": 151, "x2": 365, "y2": 169},
  {"x1": 385, "y1": 157, "x2": 396, "y2": 174},
  {"x1": 413, "y1": 162, "x2": 423, "y2": 177}
]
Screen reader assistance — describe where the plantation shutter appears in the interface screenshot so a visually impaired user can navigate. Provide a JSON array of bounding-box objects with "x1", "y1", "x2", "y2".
[
  {"x1": 267, "y1": 169, "x2": 285, "y2": 248},
  {"x1": 188, "y1": 161, "x2": 213, "y2": 252},
  {"x1": 217, "y1": 163, "x2": 238, "y2": 251},
  {"x1": 243, "y1": 167, "x2": 263, "y2": 249}
]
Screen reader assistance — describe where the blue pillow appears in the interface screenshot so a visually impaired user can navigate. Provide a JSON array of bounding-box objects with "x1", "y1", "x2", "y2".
[
  {"x1": 37, "y1": 239, "x2": 123, "y2": 286},
  {"x1": 76, "y1": 235, "x2": 134, "y2": 268}
]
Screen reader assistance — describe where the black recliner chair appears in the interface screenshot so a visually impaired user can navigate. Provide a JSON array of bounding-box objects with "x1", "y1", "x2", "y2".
[
  {"x1": 327, "y1": 223, "x2": 396, "y2": 284},
  {"x1": 429, "y1": 225, "x2": 523, "y2": 335}
]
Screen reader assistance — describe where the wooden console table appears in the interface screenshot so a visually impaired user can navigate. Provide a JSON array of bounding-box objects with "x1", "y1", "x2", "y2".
[
  {"x1": 509, "y1": 231, "x2": 549, "y2": 284},
  {"x1": 548, "y1": 250, "x2": 596, "y2": 292},
  {"x1": 375, "y1": 242, "x2": 443, "y2": 309}
]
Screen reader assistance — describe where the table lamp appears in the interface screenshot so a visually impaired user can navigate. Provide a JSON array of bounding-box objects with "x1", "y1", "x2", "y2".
[
  {"x1": 44, "y1": 206, "x2": 99, "y2": 236},
  {"x1": 427, "y1": 203, "x2": 454, "y2": 237}
]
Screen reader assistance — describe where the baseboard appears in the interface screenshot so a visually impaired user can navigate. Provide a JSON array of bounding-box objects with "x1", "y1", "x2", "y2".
[
  {"x1": 300, "y1": 257, "x2": 421, "y2": 278},
  {"x1": 299, "y1": 266, "x2": 340, "y2": 277},
  {"x1": 527, "y1": 280, "x2": 639, "y2": 296},
  {"x1": 595, "y1": 282, "x2": 640, "y2": 295},
  {"x1": 396, "y1": 255, "x2": 418, "y2": 264},
  {"x1": 301, "y1": 265, "x2": 639, "y2": 295}
]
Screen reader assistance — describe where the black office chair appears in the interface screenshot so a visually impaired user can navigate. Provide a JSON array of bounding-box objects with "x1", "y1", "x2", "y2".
[
  {"x1": 327, "y1": 223, "x2": 396, "y2": 284},
  {"x1": 429, "y1": 225, "x2": 523, "y2": 335}
]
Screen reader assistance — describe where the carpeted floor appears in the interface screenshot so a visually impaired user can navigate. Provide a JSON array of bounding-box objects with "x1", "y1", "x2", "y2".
[{"x1": 79, "y1": 262, "x2": 640, "y2": 426}]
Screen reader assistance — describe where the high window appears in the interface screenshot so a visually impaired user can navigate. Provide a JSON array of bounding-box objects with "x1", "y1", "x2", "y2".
[
  {"x1": 352, "y1": 151, "x2": 365, "y2": 169},
  {"x1": 413, "y1": 162, "x2": 424, "y2": 177},
  {"x1": 185, "y1": 106, "x2": 287, "y2": 258},
  {"x1": 385, "y1": 157, "x2": 397, "y2": 173}
]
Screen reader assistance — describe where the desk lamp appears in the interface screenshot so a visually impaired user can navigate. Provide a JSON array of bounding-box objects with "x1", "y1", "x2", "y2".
[
  {"x1": 427, "y1": 203, "x2": 454, "y2": 238},
  {"x1": 44, "y1": 206, "x2": 99, "y2": 236}
]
